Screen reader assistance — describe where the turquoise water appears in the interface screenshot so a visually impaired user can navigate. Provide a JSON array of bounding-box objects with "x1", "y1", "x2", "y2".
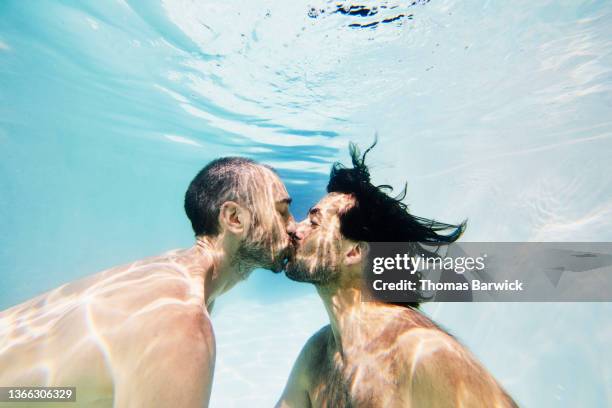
[{"x1": 1, "y1": 0, "x2": 612, "y2": 406}]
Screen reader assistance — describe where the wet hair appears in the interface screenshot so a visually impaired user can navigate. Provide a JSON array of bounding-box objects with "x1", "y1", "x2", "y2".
[
  {"x1": 327, "y1": 139, "x2": 466, "y2": 306},
  {"x1": 185, "y1": 157, "x2": 269, "y2": 236}
]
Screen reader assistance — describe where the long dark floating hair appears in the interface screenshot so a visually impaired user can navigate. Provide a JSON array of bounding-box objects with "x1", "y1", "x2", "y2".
[{"x1": 327, "y1": 138, "x2": 467, "y2": 306}]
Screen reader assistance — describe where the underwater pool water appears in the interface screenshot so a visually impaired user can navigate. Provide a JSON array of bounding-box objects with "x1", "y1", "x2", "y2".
[{"x1": 1, "y1": 0, "x2": 612, "y2": 406}]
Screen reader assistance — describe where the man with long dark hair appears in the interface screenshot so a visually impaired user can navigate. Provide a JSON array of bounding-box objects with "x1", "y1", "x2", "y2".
[{"x1": 277, "y1": 142, "x2": 517, "y2": 407}]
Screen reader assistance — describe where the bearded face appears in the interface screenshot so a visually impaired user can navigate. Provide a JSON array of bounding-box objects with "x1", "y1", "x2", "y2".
[
  {"x1": 285, "y1": 193, "x2": 355, "y2": 284},
  {"x1": 236, "y1": 166, "x2": 295, "y2": 275}
]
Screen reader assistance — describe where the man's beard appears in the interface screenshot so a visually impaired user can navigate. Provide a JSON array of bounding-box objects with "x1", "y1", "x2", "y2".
[
  {"x1": 285, "y1": 254, "x2": 339, "y2": 285},
  {"x1": 235, "y1": 230, "x2": 289, "y2": 276}
]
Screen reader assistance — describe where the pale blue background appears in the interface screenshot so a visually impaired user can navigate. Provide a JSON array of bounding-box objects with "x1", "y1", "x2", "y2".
[{"x1": 1, "y1": 1, "x2": 611, "y2": 406}]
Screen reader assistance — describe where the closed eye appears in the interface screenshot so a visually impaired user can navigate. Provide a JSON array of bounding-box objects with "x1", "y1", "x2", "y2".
[{"x1": 308, "y1": 207, "x2": 321, "y2": 227}]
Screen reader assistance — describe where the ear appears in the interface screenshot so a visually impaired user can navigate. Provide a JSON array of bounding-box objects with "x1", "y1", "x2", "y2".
[
  {"x1": 344, "y1": 242, "x2": 366, "y2": 266},
  {"x1": 219, "y1": 201, "x2": 250, "y2": 236}
]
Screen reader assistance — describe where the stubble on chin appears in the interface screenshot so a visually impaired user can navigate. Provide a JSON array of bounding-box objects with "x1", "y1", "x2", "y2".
[
  {"x1": 236, "y1": 236, "x2": 289, "y2": 275},
  {"x1": 285, "y1": 255, "x2": 336, "y2": 284}
]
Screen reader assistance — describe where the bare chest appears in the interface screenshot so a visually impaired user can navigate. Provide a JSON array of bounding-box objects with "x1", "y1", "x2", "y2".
[{"x1": 308, "y1": 353, "x2": 407, "y2": 408}]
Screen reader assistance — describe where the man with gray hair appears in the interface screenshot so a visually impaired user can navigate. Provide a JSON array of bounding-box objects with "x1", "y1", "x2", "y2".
[{"x1": 0, "y1": 157, "x2": 296, "y2": 407}]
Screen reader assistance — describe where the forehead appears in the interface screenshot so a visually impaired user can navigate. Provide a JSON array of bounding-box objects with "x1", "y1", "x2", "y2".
[
  {"x1": 314, "y1": 193, "x2": 354, "y2": 216},
  {"x1": 257, "y1": 166, "x2": 288, "y2": 200}
]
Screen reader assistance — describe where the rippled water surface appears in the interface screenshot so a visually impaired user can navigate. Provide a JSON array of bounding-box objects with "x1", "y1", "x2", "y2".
[{"x1": 1, "y1": 1, "x2": 612, "y2": 406}]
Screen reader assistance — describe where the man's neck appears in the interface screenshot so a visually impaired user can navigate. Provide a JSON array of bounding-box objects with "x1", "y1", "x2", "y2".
[
  {"x1": 185, "y1": 235, "x2": 252, "y2": 311},
  {"x1": 317, "y1": 282, "x2": 374, "y2": 358},
  {"x1": 317, "y1": 280, "x2": 421, "y2": 361}
]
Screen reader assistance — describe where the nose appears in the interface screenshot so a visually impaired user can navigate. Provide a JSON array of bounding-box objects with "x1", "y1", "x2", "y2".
[
  {"x1": 286, "y1": 216, "x2": 296, "y2": 234},
  {"x1": 286, "y1": 217, "x2": 297, "y2": 240},
  {"x1": 293, "y1": 220, "x2": 309, "y2": 241}
]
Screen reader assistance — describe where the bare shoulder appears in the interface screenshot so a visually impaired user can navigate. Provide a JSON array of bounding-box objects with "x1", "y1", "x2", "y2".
[
  {"x1": 115, "y1": 302, "x2": 215, "y2": 357},
  {"x1": 294, "y1": 324, "x2": 331, "y2": 375},
  {"x1": 305, "y1": 325, "x2": 332, "y2": 354},
  {"x1": 120, "y1": 304, "x2": 217, "y2": 371},
  {"x1": 101, "y1": 249, "x2": 214, "y2": 346},
  {"x1": 396, "y1": 326, "x2": 517, "y2": 407},
  {"x1": 276, "y1": 325, "x2": 331, "y2": 408},
  {"x1": 4, "y1": 249, "x2": 199, "y2": 313},
  {"x1": 367, "y1": 307, "x2": 517, "y2": 407}
]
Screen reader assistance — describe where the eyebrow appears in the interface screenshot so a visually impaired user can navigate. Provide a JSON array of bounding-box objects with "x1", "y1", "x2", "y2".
[
  {"x1": 277, "y1": 197, "x2": 292, "y2": 205},
  {"x1": 308, "y1": 207, "x2": 321, "y2": 216}
]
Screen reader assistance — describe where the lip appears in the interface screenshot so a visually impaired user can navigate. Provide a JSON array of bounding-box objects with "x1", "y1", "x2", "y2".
[
  {"x1": 281, "y1": 238, "x2": 298, "y2": 265},
  {"x1": 289, "y1": 237, "x2": 299, "y2": 255}
]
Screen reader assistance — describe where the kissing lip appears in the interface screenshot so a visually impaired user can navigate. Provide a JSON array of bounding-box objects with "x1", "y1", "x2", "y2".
[
  {"x1": 280, "y1": 236, "x2": 299, "y2": 269},
  {"x1": 274, "y1": 234, "x2": 297, "y2": 273},
  {"x1": 289, "y1": 234, "x2": 300, "y2": 255}
]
